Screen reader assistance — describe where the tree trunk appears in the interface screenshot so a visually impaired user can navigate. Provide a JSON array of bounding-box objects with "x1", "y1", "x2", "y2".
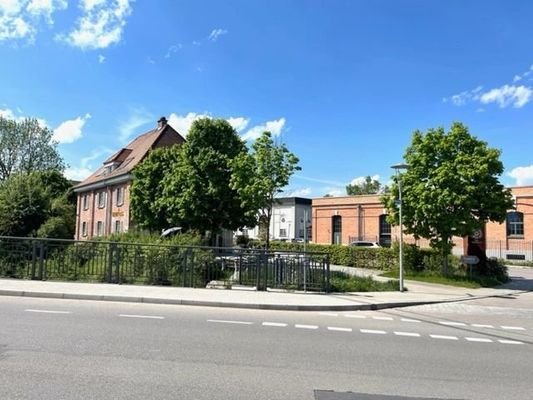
[{"x1": 441, "y1": 237, "x2": 449, "y2": 276}]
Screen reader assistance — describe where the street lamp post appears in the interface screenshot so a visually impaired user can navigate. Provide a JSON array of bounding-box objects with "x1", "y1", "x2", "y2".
[{"x1": 391, "y1": 163, "x2": 408, "y2": 292}]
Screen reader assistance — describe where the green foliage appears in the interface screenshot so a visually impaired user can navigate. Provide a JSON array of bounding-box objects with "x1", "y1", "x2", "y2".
[
  {"x1": 346, "y1": 176, "x2": 385, "y2": 195},
  {"x1": 382, "y1": 122, "x2": 514, "y2": 273},
  {"x1": 131, "y1": 146, "x2": 183, "y2": 232},
  {"x1": 0, "y1": 117, "x2": 65, "y2": 182},
  {"x1": 329, "y1": 271, "x2": 400, "y2": 292},
  {"x1": 160, "y1": 118, "x2": 255, "y2": 236},
  {"x1": 231, "y1": 131, "x2": 301, "y2": 248}
]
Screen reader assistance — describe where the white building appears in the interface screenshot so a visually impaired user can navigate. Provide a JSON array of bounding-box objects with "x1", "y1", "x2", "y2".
[{"x1": 239, "y1": 197, "x2": 312, "y2": 242}]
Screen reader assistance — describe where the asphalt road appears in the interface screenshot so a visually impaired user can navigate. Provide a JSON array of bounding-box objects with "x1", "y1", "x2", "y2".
[{"x1": 1, "y1": 296, "x2": 532, "y2": 400}]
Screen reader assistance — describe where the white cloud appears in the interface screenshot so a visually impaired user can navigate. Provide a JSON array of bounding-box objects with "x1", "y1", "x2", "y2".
[
  {"x1": 480, "y1": 85, "x2": 532, "y2": 108},
  {"x1": 168, "y1": 112, "x2": 210, "y2": 137},
  {"x1": 241, "y1": 118, "x2": 286, "y2": 141},
  {"x1": 98, "y1": 54, "x2": 105, "y2": 63},
  {"x1": 0, "y1": 0, "x2": 66, "y2": 42},
  {"x1": 165, "y1": 43, "x2": 182, "y2": 58},
  {"x1": 443, "y1": 86, "x2": 483, "y2": 106},
  {"x1": 349, "y1": 174, "x2": 380, "y2": 186},
  {"x1": 118, "y1": 108, "x2": 153, "y2": 142},
  {"x1": 65, "y1": 146, "x2": 114, "y2": 181},
  {"x1": 53, "y1": 113, "x2": 91, "y2": 144},
  {"x1": 284, "y1": 187, "x2": 312, "y2": 197},
  {"x1": 508, "y1": 165, "x2": 533, "y2": 186},
  {"x1": 227, "y1": 116, "x2": 249, "y2": 132},
  {"x1": 513, "y1": 75, "x2": 522, "y2": 83},
  {"x1": 208, "y1": 28, "x2": 227, "y2": 42},
  {"x1": 0, "y1": 107, "x2": 47, "y2": 127},
  {"x1": 60, "y1": 0, "x2": 133, "y2": 50}
]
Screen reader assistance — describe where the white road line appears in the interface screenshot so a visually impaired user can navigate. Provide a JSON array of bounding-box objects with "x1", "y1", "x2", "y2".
[
  {"x1": 465, "y1": 337, "x2": 493, "y2": 343},
  {"x1": 319, "y1": 312, "x2": 339, "y2": 317},
  {"x1": 24, "y1": 309, "x2": 71, "y2": 314},
  {"x1": 430, "y1": 334, "x2": 459, "y2": 340},
  {"x1": 372, "y1": 316, "x2": 394, "y2": 321},
  {"x1": 394, "y1": 331, "x2": 421, "y2": 337},
  {"x1": 439, "y1": 321, "x2": 467, "y2": 327},
  {"x1": 262, "y1": 322, "x2": 288, "y2": 327},
  {"x1": 207, "y1": 319, "x2": 253, "y2": 325},
  {"x1": 501, "y1": 326, "x2": 525, "y2": 331},
  {"x1": 400, "y1": 318, "x2": 421, "y2": 323},
  {"x1": 119, "y1": 314, "x2": 165, "y2": 320},
  {"x1": 360, "y1": 329, "x2": 387, "y2": 335},
  {"x1": 498, "y1": 340, "x2": 524, "y2": 345},
  {"x1": 344, "y1": 314, "x2": 367, "y2": 319},
  {"x1": 328, "y1": 326, "x2": 352, "y2": 332},
  {"x1": 295, "y1": 324, "x2": 319, "y2": 330},
  {"x1": 471, "y1": 324, "x2": 494, "y2": 328}
]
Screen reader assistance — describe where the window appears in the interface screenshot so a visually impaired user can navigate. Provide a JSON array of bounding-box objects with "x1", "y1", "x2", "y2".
[
  {"x1": 82, "y1": 222, "x2": 87, "y2": 237},
  {"x1": 332, "y1": 215, "x2": 342, "y2": 244},
  {"x1": 116, "y1": 187, "x2": 124, "y2": 206},
  {"x1": 507, "y1": 211, "x2": 524, "y2": 236},
  {"x1": 114, "y1": 220, "x2": 122, "y2": 233},
  {"x1": 96, "y1": 221, "x2": 104, "y2": 236},
  {"x1": 379, "y1": 214, "x2": 392, "y2": 247},
  {"x1": 98, "y1": 192, "x2": 106, "y2": 208},
  {"x1": 82, "y1": 194, "x2": 89, "y2": 210},
  {"x1": 279, "y1": 228, "x2": 287, "y2": 237}
]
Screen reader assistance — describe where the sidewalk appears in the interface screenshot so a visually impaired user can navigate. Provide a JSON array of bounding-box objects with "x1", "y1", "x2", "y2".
[{"x1": 0, "y1": 275, "x2": 521, "y2": 311}]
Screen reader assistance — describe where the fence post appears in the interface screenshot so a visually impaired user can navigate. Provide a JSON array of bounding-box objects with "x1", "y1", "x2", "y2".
[
  {"x1": 325, "y1": 254, "x2": 330, "y2": 293},
  {"x1": 30, "y1": 240, "x2": 37, "y2": 279},
  {"x1": 106, "y1": 242, "x2": 114, "y2": 283},
  {"x1": 38, "y1": 240, "x2": 45, "y2": 280}
]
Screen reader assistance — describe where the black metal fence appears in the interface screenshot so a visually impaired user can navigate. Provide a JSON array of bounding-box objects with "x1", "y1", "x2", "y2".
[{"x1": 0, "y1": 236, "x2": 330, "y2": 292}]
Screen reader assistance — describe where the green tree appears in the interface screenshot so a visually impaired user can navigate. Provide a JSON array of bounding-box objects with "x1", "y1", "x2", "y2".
[
  {"x1": 231, "y1": 131, "x2": 301, "y2": 249},
  {"x1": 346, "y1": 176, "x2": 384, "y2": 195},
  {"x1": 382, "y1": 122, "x2": 513, "y2": 275},
  {"x1": 130, "y1": 146, "x2": 183, "y2": 232},
  {"x1": 0, "y1": 171, "x2": 75, "y2": 238},
  {"x1": 162, "y1": 118, "x2": 254, "y2": 237},
  {"x1": 0, "y1": 117, "x2": 65, "y2": 181}
]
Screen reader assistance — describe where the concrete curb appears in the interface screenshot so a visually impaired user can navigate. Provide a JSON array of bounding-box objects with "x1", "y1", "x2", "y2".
[{"x1": 0, "y1": 288, "x2": 494, "y2": 312}]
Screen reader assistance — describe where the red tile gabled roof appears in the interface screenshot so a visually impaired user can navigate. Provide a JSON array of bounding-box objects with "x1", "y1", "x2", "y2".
[{"x1": 74, "y1": 122, "x2": 184, "y2": 191}]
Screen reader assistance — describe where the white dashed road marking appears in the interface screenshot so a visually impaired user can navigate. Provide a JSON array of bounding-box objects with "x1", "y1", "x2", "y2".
[
  {"x1": 439, "y1": 321, "x2": 467, "y2": 327},
  {"x1": 372, "y1": 316, "x2": 394, "y2": 321},
  {"x1": 119, "y1": 314, "x2": 165, "y2": 320},
  {"x1": 471, "y1": 324, "x2": 494, "y2": 328},
  {"x1": 400, "y1": 318, "x2": 421, "y2": 323},
  {"x1": 465, "y1": 337, "x2": 493, "y2": 343},
  {"x1": 498, "y1": 340, "x2": 524, "y2": 345},
  {"x1": 361, "y1": 329, "x2": 387, "y2": 335},
  {"x1": 207, "y1": 319, "x2": 253, "y2": 325},
  {"x1": 25, "y1": 309, "x2": 71, "y2": 314},
  {"x1": 501, "y1": 326, "x2": 525, "y2": 331},
  {"x1": 295, "y1": 324, "x2": 319, "y2": 330},
  {"x1": 327, "y1": 326, "x2": 352, "y2": 332},
  {"x1": 262, "y1": 322, "x2": 288, "y2": 327},
  {"x1": 394, "y1": 331, "x2": 421, "y2": 337},
  {"x1": 344, "y1": 314, "x2": 367, "y2": 319},
  {"x1": 430, "y1": 335, "x2": 459, "y2": 340}
]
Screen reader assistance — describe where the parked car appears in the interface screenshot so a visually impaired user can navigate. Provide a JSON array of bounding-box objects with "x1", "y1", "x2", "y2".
[{"x1": 349, "y1": 240, "x2": 381, "y2": 248}]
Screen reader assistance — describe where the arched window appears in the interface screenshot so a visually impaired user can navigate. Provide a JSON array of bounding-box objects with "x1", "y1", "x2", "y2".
[{"x1": 506, "y1": 211, "x2": 524, "y2": 237}]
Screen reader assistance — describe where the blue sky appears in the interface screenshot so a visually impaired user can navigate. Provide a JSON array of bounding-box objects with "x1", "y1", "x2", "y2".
[{"x1": 1, "y1": 0, "x2": 532, "y2": 197}]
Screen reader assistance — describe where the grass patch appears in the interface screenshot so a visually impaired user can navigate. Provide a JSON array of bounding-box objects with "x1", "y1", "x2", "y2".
[
  {"x1": 329, "y1": 271, "x2": 400, "y2": 292},
  {"x1": 381, "y1": 270, "x2": 503, "y2": 288}
]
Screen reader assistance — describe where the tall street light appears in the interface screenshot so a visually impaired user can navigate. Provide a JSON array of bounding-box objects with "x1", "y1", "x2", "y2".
[{"x1": 391, "y1": 163, "x2": 408, "y2": 292}]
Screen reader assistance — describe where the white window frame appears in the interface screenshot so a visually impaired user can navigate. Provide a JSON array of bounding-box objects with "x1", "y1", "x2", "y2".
[
  {"x1": 82, "y1": 222, "x2": 87, "y2": 237},
  {"x1": 114, "y1": 220, "x2": 122, "y2": 233},
  {"x1": 98, "y1": 192, "x2": 106, "y2": 209},
  {"x1": 116, "y1": 187, "x2": 124, "y2": 207},
  {"x1": 96, "y1": 221, "x2": 104, "y2": 236}
]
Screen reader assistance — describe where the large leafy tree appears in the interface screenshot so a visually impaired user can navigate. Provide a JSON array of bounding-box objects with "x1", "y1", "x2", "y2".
[
  {"x1": 231, "y1": 131, "x2": 301, "y2": 249},
  {"x1": 162, "y1": 118, "x2": 255, "y2": 236},
  {"x1": 346, "y1": 176, "x2": 385, "y2": 195},
  {"x1": 0, "y1": 171, "x2": 75, "y2": 238},
  {"x1": 0, "y1": 117, "x2": 65, "y2": 181},
  {"x1": 130, "y1": 146, "x2": 183, "y2": 232},
  {"x1": 382, "y1": 122, "x2": 513, "y2": 274}
]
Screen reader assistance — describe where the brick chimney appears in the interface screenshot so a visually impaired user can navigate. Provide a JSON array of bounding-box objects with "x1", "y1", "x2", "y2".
[{"x1": 157, "y1": 116, "x2": 168, "y2": 129}]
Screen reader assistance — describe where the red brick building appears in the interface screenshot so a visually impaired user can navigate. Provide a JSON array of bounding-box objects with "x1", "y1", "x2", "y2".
[
  {"x1": 312, "y1": 186, "x2": 533, "y2": 260},
  {"x1": 73, "y1": 117, "x2": 185, "y2": 240}
]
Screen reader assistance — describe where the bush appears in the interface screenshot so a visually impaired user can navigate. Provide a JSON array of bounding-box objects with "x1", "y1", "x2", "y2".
[{"x1": 329, "y1": 271, "x2": 400, "y2": 292}]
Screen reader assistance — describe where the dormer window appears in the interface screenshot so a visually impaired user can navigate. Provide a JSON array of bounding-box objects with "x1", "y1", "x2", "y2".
[{"x1": 103, "y1": 161, "x2": 119, "y2": 175}]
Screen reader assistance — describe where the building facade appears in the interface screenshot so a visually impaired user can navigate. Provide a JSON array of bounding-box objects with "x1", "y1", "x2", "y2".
[
  {"x1": 241, "y1": 197, "x2": 312, "y2": 241},
  {"x1": 73, "y1": 117, "x2": 185, "y2": 240},
  {"x1": 312, "y1": 186, "x2": 533, "y2": 260}
]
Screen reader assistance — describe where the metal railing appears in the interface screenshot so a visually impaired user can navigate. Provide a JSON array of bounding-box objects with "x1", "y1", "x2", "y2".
[{"x1": 0, "y1": 236, "x2": 330, "y2": 292}]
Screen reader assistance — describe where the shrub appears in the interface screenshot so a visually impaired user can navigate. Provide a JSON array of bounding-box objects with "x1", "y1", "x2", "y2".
[{"x1": 329, "y1": 271, "x2": 400, "y2": 292}]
